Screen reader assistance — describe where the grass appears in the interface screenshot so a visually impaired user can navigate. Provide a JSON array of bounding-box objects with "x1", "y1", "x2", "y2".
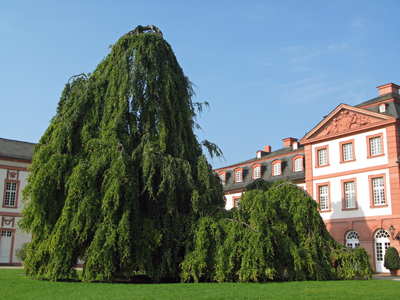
[{"x1": 1, "y1": 269, "x2": 400, "y2": 299}]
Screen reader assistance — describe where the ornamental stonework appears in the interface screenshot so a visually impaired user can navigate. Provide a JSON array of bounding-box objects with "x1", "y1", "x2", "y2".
[
  {"x1": 324, "y1": 111, "x2": 371, "y2": 135},
  {"x1": 8, "y1": 170, "x2": 19, "y2": 180}
]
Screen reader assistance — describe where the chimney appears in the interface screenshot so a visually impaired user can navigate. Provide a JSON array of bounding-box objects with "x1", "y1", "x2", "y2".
[
  {"x1": 282, "y1": 137, "x2": 298, "y2": 147},
  {"x1": 264, "y1": 145, "x2": 271, "y2": 153},
  {"x1": 377, "y1": 83, "x2": 400, "y2": 96}
]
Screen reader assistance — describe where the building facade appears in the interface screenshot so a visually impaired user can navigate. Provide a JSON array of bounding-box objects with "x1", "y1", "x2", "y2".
[
  {"x1": 300, "y1": 83, "x2": 400, "y2": 273},
  {"x1": 216, "y1": 83, "x2": 400, "y2": 273},
  {"x1": 214, "y1": 137, "x2": 305, "y2": 210},
  {"x1": 0, "y1": 138, "x2": 34, "y2": 265}
]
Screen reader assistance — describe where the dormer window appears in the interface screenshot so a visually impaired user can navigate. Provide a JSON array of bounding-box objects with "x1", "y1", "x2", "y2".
[
  {"x1": 254, "y1": 167, "x2": 260, "y2": 179},
  {"x1": 256, "y1": 151, "x2": 261, "y2": 158},
  {"x1": 379, "y1": 104, "x2": 386, "y2": 113},
  {"x1": 292, "y1": 155, "x2": 304, "y2": 172},
  {"x1": 293, "y1": 142, "x2": 298, "y2": 150},
  {"x1": 252, "y1": 163, "x2": 261, "y2": 179},
  {"x1": 272, "y1": 160, "x2": 282, "y2": 176},
  {"x1": 234, "y1": 168, "x2": 243, "y2": 183},
  {"x1": 219, "y1": 172, "x2": 226, "y2": 185}
]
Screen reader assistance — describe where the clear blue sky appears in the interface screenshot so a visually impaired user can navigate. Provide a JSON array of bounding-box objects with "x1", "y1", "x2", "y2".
[{"x1": 1, "y1": 0, "x2": 399, "y2": 169}]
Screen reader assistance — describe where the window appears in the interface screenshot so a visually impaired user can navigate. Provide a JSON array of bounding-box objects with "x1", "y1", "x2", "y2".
[
  {"x1": 339, "y1": 139, "x2": 355, "y2": 163},
  {"x1": 3, "y1": 180, "x2": 19, "y2": 208},
  {"x1": 370, "y1": 137, "x2": 382, "y2": 156},
  {"x1": 346, "y1": 231, "x2": 360, "y2": 249},
  {"x1": 220, "y1": 173, "x2": 226, "y2": 185},
  {"x1": 233, "y1": 196, "x2": 241, "y2": 208},
  {"x1": 368, "y1": 174, "x2": 387, "y2": 208},
  {"x1": 372, "y1": 177, "x2": 385, "y2": 205},
  {"x1": 379, "y1": 104, "x2": 386, "y2": 113},
  {"x1": 319, "y1": 185, "x2": 329, "y2": 211},
  {"x1": 366, "y1": 133, "x2": 384, "y2": 158},
  {"x1": 252, "y1": 164, "x2": 261, "y2": 180},
  {"x1": 316, "y1": 182, "x2": 331, "y2": 212},
  {"x1": 315, "y1": 145, "x2": 329, "y2": 167},
  {"x1": 294, "y1": 158, "x2": 302, "y2": 172},
  {"x1": 293, "y1": 142, "x2": 298, "y2": 150},
  {"x1": 254, "y1": 167, "x2": 260, "y2": 179},
  {"x1": 318, "y1": 149, "x2": 327, "y2": 165},
  {"x1": 274, "y1": 163, "x2": 281, "y2": 175},
  {"x1": 343, "y1": 143, "x2": 353, "y2": 161},
  {"x1": 236, "y1": 171, "x2": 242, "y2": 182},
  {"x1": 234, "y1": 168, "x2": 243, "y2": 183},
  {"x1": 342, "y1": 180, "x2": 357, "y2": 209},
  {"x1": 292, "y1": 155, "x2": 304, "y2": 172},
  {"x1": 272, "y1": 160, "x2": 282, "y2": 176}
]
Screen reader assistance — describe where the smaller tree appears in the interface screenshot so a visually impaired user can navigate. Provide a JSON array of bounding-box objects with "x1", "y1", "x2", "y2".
[
  {"x1": 15, "y1": 243, "x2": 29, "y2": 262},
  {"x1": 384, "y1": 247, "x2": 400, "y2": 270}
]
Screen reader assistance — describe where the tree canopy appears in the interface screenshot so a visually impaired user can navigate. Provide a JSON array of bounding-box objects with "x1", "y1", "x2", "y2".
[
  {"x1": 20, "y1": 26, "x2": 224, "y2": 282},
  {"x1": 181, "y1": 181, "x2": 374, "y2": 282}
]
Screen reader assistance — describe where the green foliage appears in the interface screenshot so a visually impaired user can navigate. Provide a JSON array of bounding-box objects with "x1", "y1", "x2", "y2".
[
  {"x1": 19, "y1": 29, "x2": 224, "y2": 282},
  {"x1": 245, "y1": 179, "x2": 273, "y2": 192},
  {"x1": 181, "y1": 181, "x2": 374, "y2": 282},
  {"x1": 384, "y1": 247, "x2": 400, "y2": 270},
  {"x1": 15, "y1": 242, "x2": 29, "y2": 262}
]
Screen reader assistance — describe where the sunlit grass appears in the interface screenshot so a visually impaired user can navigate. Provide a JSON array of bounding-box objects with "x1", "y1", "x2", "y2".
[{"x1": 1, "y1": 269, "x2": 399, "y2": 299}]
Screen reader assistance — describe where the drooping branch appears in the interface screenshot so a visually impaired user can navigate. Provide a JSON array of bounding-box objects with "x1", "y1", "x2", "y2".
[
  {"x1": 223, "y1": 218, "x2": 260, "y2": 233},
  {"x1": 274, "y1": 181, "x2": 311, "y2": 197}
]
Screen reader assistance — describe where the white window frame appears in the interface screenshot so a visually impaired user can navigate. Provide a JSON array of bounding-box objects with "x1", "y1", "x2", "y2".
[
  {"x1": 343, "y1": 143, "x2": 353, "y2": 161},
  {"x1": 370, "y1": 137, "x2": 382, "y2": 156},
  {"x1": 372, "y1": 177, "x2": 385, "y2": 205},
  {"x1": 346, "y1": 231, "x2": 360, "y2": 249},
  {"x1": 236, "y1": 170, "x2": 242, "y2": 183},
  {"x1": 294, "y1": 158, "x2": 302, "y2": 172},
  {"x1": 4, "y1": 181, "x2": 17, "y2": 207},
  {"x1": 345, "y1": 181, "x2": 356, "y2": 209},
  {"x1": 319, "y1": 185, "x2": 329, "y2": 211},
  {"x1": 254, "y1": 167, "x2": 260, "y2": 179},
  {"x1": 273, "y1": 163, "x2": 281, "y2": 176},
  {"x1": 318, "y1": 149, "x2": 327, "y2": 166}
]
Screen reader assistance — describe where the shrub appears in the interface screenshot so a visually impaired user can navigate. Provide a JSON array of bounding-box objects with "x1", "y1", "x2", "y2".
[
  {"x1": 384, "y1": 247, "x2": 400, "y2": 270},
  {"x1": 15, "y1": 242, "x2": 28, "y2": 262}
]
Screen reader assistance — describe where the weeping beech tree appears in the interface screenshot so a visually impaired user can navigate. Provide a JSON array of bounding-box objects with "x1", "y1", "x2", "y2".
[
  {"x1": 20, "y1": 26, "x2": 225, "y2": 282},
  {"x1": 181, "y1": 181, "x2": 374, "y2": 282},
  {"x1": 20, "y1": 26, "x2": 373, "y2": 283}
]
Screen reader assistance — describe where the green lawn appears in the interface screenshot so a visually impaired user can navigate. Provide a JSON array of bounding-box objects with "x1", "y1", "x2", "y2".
[{"x1": 1, "y1": 269, "x2": 399, "y2": 300}]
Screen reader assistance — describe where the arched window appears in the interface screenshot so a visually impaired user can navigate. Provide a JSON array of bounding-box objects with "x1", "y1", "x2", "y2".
[
  {"x1": 272, "y1": 160, "x2": 282, "y2": 176},
  {"x1": 234, "y1": 168, "x2": 243, "y2": 183},
  {"x1": 254, "y1": 167, "x2": 260, "y2": 179},
  {"x1": 252, "y1": 163, "x2": 261, "y2": 179},
  {"x1": 345, "y1": 231, "x2": 360, "y2": 249},
  {"x1": 219, "y1": 173, "x2": 226, "y2": 185},
  {"x1": 292, "y1": 155, "x2": 303, "y2": 172},
  {"x1": 295, "y1": 158, "x2": 302, "y2": 172}
]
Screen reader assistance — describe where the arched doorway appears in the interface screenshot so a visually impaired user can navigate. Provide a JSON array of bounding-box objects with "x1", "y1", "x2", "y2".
[
  {"x1": 345, "y1": 231, "x2": 360, "y2": 249},
  {"x1": 374, "y1": 229, "x2": 390, "y2": 273}
]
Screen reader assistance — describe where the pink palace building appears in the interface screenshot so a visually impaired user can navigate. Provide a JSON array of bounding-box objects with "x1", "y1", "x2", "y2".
[{"x1": 215, "y1": 83, "x2": 400, "y2": 273}]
